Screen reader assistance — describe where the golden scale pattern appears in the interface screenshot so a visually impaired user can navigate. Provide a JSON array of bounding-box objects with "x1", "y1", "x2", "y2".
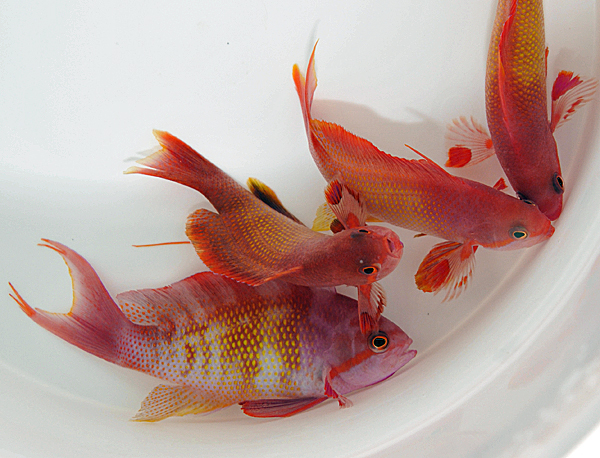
[{"x1": 118, "y1": 292, "x2": 317, "y2": 404}]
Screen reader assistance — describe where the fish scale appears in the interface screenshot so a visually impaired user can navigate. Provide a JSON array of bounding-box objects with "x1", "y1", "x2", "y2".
[{"x1": 10, "y1": 240, "x2": 415, "y2": 420}]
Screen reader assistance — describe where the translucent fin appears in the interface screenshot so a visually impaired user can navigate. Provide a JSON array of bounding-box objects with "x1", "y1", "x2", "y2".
[
  {"x1": 357, "y1": 282, "x2": 386, "y2": 335},
  {"x1": 324, "y1": 179, "x2": 367, "y2": 229},
  {"x1": 240, "y1": 397, "x2": 327, "y2": 418},
  {"x1": 324, "y1": 372, "x2": 352, "y2": 408},
  {"x1": 415, "y1": 240, "x2": 478, "y2": 301},
  {"x1": 9, "y1": 240, "x2": 133, "y2": 364},
  {"x1": 445, "y1": 116, "x2": 495, "y2": 167},
  {"x1": 132, "y1": 384, "x2": 225, "y2": 421},
  {"x1": 247, "y1": 177, "x2": 303, "y2": 224},
  {"x1": 550, "y1": 71, "x2": 598, "y2": 132},
  {"x1": 312, "y1": 202, "x2": 337, "y2": 231}
]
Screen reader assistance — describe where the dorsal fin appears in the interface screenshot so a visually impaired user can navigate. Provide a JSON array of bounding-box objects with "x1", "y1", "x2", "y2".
[{"x1": 247, "y1": 177, "x2": 303, "y2": 224}]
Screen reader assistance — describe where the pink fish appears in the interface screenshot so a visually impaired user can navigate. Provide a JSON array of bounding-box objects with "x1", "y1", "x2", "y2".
[
  {"x1": 9, "y1": 240, "x2": 416, "y2": 421},
  {"x1": 293, "y1": 43, "x2": 555, "y2": 300},
  {"x1": 126, "y1": 130, "x2": 404, "y2": 334},
  {"x1": 446, "y1": 0, "x2": 597, "y2": 220}
]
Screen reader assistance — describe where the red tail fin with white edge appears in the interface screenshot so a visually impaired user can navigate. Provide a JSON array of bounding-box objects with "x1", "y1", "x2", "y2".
[{"x1": 9, "y1": 239, "x2": 136, "y2": 365}]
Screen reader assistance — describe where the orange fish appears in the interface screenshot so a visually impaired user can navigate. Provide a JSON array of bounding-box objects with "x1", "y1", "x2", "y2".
[
  {"x1": 10, "y1": 240, "x2": 416, "y2": 421},
  {"x1": 126, "y1": 131, "x2": 403, "y2": 334},
  {"x1": 293, "y1": 43, "x2": 555, "y2": 300},
  {"x1": 446, "y1": 0, "x2": 597, "y2": 220}
]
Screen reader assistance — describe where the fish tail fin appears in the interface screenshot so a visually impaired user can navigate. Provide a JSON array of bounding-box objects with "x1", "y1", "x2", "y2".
[
  {"x1": 292, "y1": 41, "x2": 318, "y2": 132},
  {"x1": 415, "y1": 240, "x2": 478, "y2": 301},
  {"x1": 125, "y1": 130, "x2": 240, "y2": 212},
  {"x1": 445, "y1": 116, "x2": 495, "y2": 167},
  {"x1": 550, "y1": 71, "x2": 598, "y2": 132},
  {"x1": 9, "y1": 240, "x2": 132, "y2": 364}
]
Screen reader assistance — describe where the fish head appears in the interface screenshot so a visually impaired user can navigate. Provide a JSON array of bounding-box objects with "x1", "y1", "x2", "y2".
[
  {"x1": 482, "y1": 200, "x2": 555, "y2": 251},
  {"x1": 515, "y1": 169, "x2": 564, "y2": 221},
  {"x1": 326, "y1": 315, "x2": 416, "y2": 395},
  {"x1": 330, "y1": 225, "x2": 403, "y2": 284}
]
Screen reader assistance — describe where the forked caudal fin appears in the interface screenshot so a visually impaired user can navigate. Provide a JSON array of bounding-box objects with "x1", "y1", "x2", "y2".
[
  {"x1": 9, "y1": 240, "x2": 135, "y2": 365},
  {"x1": 125, "y1": 130, "x2": 242, "y2": 213},
  {"x1": 414, "y1": 240, "x2": 479, "y2": 301}
]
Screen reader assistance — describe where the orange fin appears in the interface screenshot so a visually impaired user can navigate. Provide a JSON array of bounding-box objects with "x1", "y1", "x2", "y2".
[
  {"x1": 292, "y1": 42, "x2": 318, "y2": 131},
  {"x1": 132, "y1": 385, "x2": 225, "y2": 421},
  {"x1": 357, "y1": 282, "x2": 386, "y2": 335},
  {"x1": 324, "y1": 371, "x2": 352, "y2": 408},
  {"x1": 415, "y1": 240, "x2": 478, "y2": 301},
  {"x1": 186, "y1": 208, "x2": 302, "y2": 286},
  {"x1": 132, "y1": 241, "x2": 191, "y2": 248},
  {"x1": 324, "y1": 179, "x2": 367, "y2": 229},
  {"x1": 550, "y1": 71, "x2": 598, "y2": 132},
  {"x1": 240, "y1": 397, "x2": 327, "y2": 418},
  {"x1": 493, "y1": 177, "x2": 508, "y2": 191},
  {"x1": 247, "y1": 177, "x2": 303, "y2": 225},
  {"x1": 445, "y1": 117, "x2": 495, "y2": 167},
  {"x1": 413, "y1": 233, "x2": 428, "y2": 238}
]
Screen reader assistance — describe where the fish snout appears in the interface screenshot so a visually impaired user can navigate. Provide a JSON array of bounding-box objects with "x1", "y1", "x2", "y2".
[
  {"x1": 369, "y1": 226, "x2": 404, "y2": 258},
  {"x1": 386, "y1": 234, "x2": 404, "y2": 259}
]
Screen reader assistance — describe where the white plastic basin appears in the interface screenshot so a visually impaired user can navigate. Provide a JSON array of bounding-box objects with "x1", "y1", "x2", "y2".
[{"x1": 1, "y1": 1, "x2": 599, "y2": 457}]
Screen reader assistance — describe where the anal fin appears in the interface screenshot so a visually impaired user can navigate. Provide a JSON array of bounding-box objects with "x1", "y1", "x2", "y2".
[
  {"x1": 324, "y1": 179, "x2": 367, "y2": 229},
  {"x1": 132, "y1": 385, "x2": 226, "y2": 421}
]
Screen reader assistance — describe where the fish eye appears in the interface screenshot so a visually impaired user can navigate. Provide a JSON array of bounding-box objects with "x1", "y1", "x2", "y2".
[
  {"x1": 516, "y1": 192, "x2": 536, "y2": 206},
  {"x1": 360, "y1": 265, "x2": 378, "y2": 275},
  {"x1": 510, "y1": 227, "x2": 528, "y2": 240},
  {"x1": 358, "y1": 229, "x2": 370, "y2": 234},
  {"x1": 552, "y1": 173, "x2": 564, "y2": 194},
  {"x1": 368, "y1": 332, "x2": 389, "y2": 353}
]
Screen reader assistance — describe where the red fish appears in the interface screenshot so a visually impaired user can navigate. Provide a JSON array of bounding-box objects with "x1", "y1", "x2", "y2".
[
  {"x1": 125, "y1": 131, "x2": 403, "y2": 334},
  {"x1": 293, "y1": 44, "x2": 555, "y2": 300},
  {"x1": 446, "y1": 0, "x2": 597, "y2": 220},
  {"x1": 9, "y1": 240, "x2": 416, "y2": 421}
]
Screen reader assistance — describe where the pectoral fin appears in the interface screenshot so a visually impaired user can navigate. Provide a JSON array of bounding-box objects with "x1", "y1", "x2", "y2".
[
  {"x1": 240, "y1": 397, "x2": 327, "y2": 417},
  {"x1": 445, "y1": 116, "x2": 495, "y2": 167},
  {"x1": 324, "y1": 179, "x2": 367, "y2": 229},
  {"x1": 550, "y1": 71, "x2": 598, "y2": 132},
  {"x1": 132, "y1": 385, "x2": 227, "y2": 421},
  {"x1": 357, "y1": 282, "x2": 387, "y2": 335},
  {"x1": 415, "y1": 240, "x2": 478, "y2": 301}
]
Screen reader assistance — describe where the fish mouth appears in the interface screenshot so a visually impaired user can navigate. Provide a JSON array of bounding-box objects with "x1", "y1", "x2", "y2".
[{"x1": 386, "y1": 236, "x2": 404, "y2": 258}]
